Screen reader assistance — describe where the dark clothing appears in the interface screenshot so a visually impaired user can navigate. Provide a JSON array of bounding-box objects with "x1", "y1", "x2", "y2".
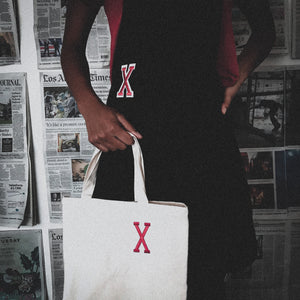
[{"x1": 93, "y1": 1, "x2": 257, "y2": 298}]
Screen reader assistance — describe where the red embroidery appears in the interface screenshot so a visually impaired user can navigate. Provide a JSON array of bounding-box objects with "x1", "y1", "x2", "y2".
[
  {"x1": 133, "y1": 222, "x2": 151, "y2": 254},
  {"x1": 117, "y1": 63, "x2": 136, "y2": 98}
]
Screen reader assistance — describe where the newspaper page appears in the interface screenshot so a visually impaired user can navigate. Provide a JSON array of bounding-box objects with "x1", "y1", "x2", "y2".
[
  {"x1": 0, "y1": 0, "x2": 20, "y2": 65},
  {"x1": 41, "y1": 69, "x2": 110, "y2": 221},
  {"x1": 288, "y1": 221, "x2": 300, "y2": 299},
  {"x1": 240, "y1": 149, "x2": 287, "y2": 217},
  {"x1": 33, "y1": 0, "x2": 110, "y2": 69},
  {"x1": 226, "y1": 220, "x2": 289, "y2": 300},
  {"x1": 285, "y1": 149, "x2": 300, "y2": 215},
  {"x1": 0, "y1": 229, "x2": 46, "y2": 299},
  {"x1": 232, "y1": 0, "x2": 288, "y2": 54},
  {"x1": 49, "y1": 228, "x2": 63, "y2": 300},
  {"x1": 230, "y1": 70, "x2": 285, "y2": 149},
  {"x1": 291, "y1": 0, "x2": 300, "y2": 58},
  {"x1": 0, "y1": 73, "x2": 32, "y2": 227},
  {"x1": 229, "y1": 68, "x2": 300, "y2": 219}
]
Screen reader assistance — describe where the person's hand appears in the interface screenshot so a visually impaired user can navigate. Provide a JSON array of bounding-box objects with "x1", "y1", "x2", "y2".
[
  {"x1": 221, "y1": 81, "x2": 241, "y2": 115},
  {"x1": 82, "y1": 100, "x2": 142, "y2": 152}
]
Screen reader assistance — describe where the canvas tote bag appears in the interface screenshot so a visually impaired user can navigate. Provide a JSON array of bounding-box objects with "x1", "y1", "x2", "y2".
[{"x1": 62, "y1": 135, "x2": 189, "y2": 300}]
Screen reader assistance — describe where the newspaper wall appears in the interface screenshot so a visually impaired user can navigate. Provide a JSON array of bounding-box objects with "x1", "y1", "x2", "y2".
[
  {"x1": 226, "y1": 220, "x2": 289, "y2": 300},
  {"x1": 33, "y1": 0, "x2": 110, "y2": 69},
  {"x1": 40, "y1": 69, "x2": 110, "y2": 221},
  {"x1": 228, "y1": 68, "x2": 300, "y2": 219},
  {"x1": 49, "y1": 228, "x2": 63, "y2": 300},
  {"x1": 232, "y1": 0, "x2": 289, "y2": 54},
  {"x1": 0, "y1": 0, "x2": 20, "y2": 65},
  {"x1": 0, "y1": 229, "x2": 46, "y2": 299},
  {"x1": 0, "y1": 73, "x2": 32, "y2": 227}
]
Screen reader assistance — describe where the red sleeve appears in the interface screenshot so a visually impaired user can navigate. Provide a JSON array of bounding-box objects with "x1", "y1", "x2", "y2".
[
  {"x1": 105, "y1": 0, "x2": 239, "y2": 87},
  {"x1": 104, "y1": 0, "x2": 123, "y2": 79},
  {"x1": 217, "y1": 0, "x2": 239, "y2": 87}
]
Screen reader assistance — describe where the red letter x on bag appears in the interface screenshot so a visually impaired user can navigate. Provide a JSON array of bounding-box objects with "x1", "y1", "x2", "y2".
[
  {"x1": 133, "y1": 222, "x2": 150, "y2": 254},
  {"x1": 117, "y1": 63, "x2": 136, "y2": 98}
]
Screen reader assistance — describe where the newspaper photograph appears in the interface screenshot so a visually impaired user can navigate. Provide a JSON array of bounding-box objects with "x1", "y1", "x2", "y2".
[
  {"x1": 229, "y1": 70, "x2": 285, "y2": 149},
  {"x1": 232, "y1": 0, "x2": 288, "y2": 54},
  {"x1": 242, "y1": 150, "x2": 276, "y2": 210},
  {"x1": 33, "y1": 0, "x2": 110, "y2": 69},
  {"x1": 241, "y1": 151, "x2": 274, "y2": 180},
  {"x1": 226, "y1": 220, "x2": 289, "y2": 300},
  {"x1": 0, "y1": 73, "x2": 31, "y2": 227},
  {"x1": 41, "y1": 69, "x2": 110, "y2": 221},
  {"x1": 49, "y1": 228, "x2": 64, "y2": 300},
  {"x1": 240, "y1": 149, "x2": 288, "y2": 217},
  {"x1": 243, "y1": 147, "x2": 300, "y2": 218},
  {"x1": 0, "y1": 0, "x2": 20, "y2": 65},
  {"x1": 0, "y1": 229, "x2": 46, "y2": 299}
]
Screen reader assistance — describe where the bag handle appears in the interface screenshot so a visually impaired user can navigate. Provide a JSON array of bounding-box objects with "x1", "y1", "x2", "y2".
[{"x1": 82, "y1": 134, "x2": 148, "y2": 205}]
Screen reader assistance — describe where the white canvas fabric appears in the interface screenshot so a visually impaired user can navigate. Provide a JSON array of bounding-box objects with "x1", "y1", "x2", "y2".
[{"x1": 62, "y1": 135, "x2": 189, "y2": 300}]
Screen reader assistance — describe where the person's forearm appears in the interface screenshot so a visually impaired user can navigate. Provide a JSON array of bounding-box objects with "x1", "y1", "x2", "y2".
[
  {"x1": 61, "y1": 45, "x2": 104, "y2": 116},
  {"x1": 237, "y1": 30, "x2": 275, "y2": 85},
  {"x1": 60, "y1": 0, "x2": 104, "y2": 117},
  {"x1": 222, "y1": 2, "x2": 276, "y2": 115},
  {"x1": 60, "y1": 0, "x2": 140, "y2": 151},
  {"x1": 235, "y1": 0, "x2": 276, "y2": 85}
]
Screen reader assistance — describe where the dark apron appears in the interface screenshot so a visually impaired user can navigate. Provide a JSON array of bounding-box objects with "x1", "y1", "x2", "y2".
[{"x1": 94, "y1": 0, "x2": 257, "y2": 297}]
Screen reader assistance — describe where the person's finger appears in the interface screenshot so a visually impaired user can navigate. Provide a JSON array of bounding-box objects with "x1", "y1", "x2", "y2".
[
  {"x1": 221, "y1": 94, "x2": 232, "y2": 115},
  {"x1": 94, "y1": 143, "x2": 109, "y2": 152},
  {"x1": 104, "y1": 136, "x2": 128, "y2": 151},
  {"x1": 114, "y1": 134, "x2": 134, "y2": 146},
  {"x1": 116, "y1": 113, "x2": 143, "y2": 139}
]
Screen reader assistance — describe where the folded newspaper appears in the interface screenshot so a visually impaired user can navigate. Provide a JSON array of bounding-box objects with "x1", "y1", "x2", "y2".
[
  {"x1": 33, "y1": 0, "x2": 110, "y2": 69},
  {"x1": 0, "y1": 0, "x2": 20, "y2": 65},
  {"x1": 0, "y1": 229, "x2": 46, "y2": 299},
  {"x1": 40, "y1": 69, "x2": 110, "y2": 221},
  {"x1": 0, "y1": 73, "x2": 36, "y2": 227}
]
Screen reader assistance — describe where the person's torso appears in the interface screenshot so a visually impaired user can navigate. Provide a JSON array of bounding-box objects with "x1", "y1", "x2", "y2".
[{"x1": 105, "y1": 0, "x2": 224, "y2": 139}]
